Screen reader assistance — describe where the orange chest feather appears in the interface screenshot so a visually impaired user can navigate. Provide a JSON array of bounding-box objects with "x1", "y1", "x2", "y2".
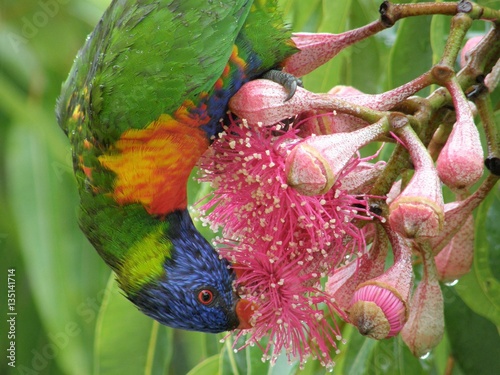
[{"x1": 99, "y1": 114, "x2": 209, "y2": 215}]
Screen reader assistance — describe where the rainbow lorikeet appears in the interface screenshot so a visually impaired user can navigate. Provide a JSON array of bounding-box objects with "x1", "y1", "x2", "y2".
[{"x1": 56, "y1": 0, "x2": 298, "y2": 333}]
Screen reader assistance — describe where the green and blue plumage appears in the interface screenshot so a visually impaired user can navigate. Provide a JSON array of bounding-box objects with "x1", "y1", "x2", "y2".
[{"x1": 56, "y1": 0, "x2": 296, "y2": 332}]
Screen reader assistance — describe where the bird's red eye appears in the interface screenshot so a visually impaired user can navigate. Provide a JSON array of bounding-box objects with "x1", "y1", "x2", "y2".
[{"x1": 197, "y1": 289, "x2": 214, "y2": 305}]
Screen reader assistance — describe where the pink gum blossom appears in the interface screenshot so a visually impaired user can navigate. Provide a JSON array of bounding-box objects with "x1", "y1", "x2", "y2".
[
  {"x1": 389, "y1": 126, "x2": 444, "y2": 239},
  {"x1": 285, "y1": 120, "x2": 389, "y2": 196},
  {"x1": 348, "y1": 226, "x2": 414, "y2": 339},
  {"x1": 436, "y1": 77, "x2": 483, "y2": 190},
  {"x1": 401, "y1": 245, "x2": 444, "y2": 357}
]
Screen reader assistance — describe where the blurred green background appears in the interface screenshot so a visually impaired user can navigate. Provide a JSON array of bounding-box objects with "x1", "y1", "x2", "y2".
[{"x1": 1, "y1": 0, "x2": 499, "y2": 374}]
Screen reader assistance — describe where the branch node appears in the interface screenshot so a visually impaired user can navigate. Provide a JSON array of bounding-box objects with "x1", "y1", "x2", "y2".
[
  {"x1": 379, "y1": 1, "x2": 395, "y2": 27},
  {"x1": 485, "y1": 157, "x2": 500, "y2": 176},
  {"x1": 457, "y1": 1, "x2": 473, "y2": 14}
]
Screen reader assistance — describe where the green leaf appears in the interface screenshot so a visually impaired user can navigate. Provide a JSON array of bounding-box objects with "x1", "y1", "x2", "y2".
[
  {"x1": 220, "y1": 340, "x2": 241, "y2": 375},
  {"x1": 430, "y1": 11, "x2": 451, "y2": 64},
  {"x1": 387, "y1": 15, "x2": 433, "y2": 96},
  {"x1": 342, "y1": 328, "x2": 444, "y2": 375},
  {"x1": 169, "y1": 330, "x2": 221, "y2": 374},
  {"x1": 186, "y1": 355, "x2": 220, "y2": 375},
  {"x1": 6, "y1": 123, "x2": 108, "y2": 375},
  {"x1": 369, "y1": 337, "x2": 430, "y2": 375},
  {"x1": 444, "y1": 286, "x2": 500, "y2": 375},
  {"x1": 94, "y1": 275, "x2": 173, "y2": 375},
  {"x1": 455, "y1": 188, "x2": 500, "y2": 327},
  {"x1": 347, "y1": 0, "x2": 386, "y2": 94},
  {"x1": 301, "y1": 0, "x2": 354, "y2": 92},
  {"x1": 267, "y1": 350, "x2": 298, "y2": 375},
  {"x1": 217, "y1": 335, "x2": 299, "y2": 375},
  {"x1": 279, "y1": 0, "x2": 323, "y2": 32},
  {"x1": 342, "y1": 327, "x2": 378, "y2": 375},
  {"x1": 1, "y1": 3, "x2": 121, "y2": 374}
]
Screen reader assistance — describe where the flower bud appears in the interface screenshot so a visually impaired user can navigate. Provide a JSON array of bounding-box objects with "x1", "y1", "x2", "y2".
[
  {"x1": 228, "y1": 79, "x2": 296, "y2": 126},
  {"x1": 434, "y1": 213, "x2": 474, "y2": 282},
  {"x1": 326, "y1": 224, "x2": 389, "y2": 313},
  {"x1": 296, "y1": 86, "x2": 370, "y2": 137},
  {"x1": 426, "y1": 201, "x2": 455, "y2": 246},
  {"x1": 437, "y1": 77, "x2": 483, "y2": 190},
  {"x1": 430, "y1": 191, "x2": 475, "y2": 282},
  {"x1": 427, "y1": 120, "x2": 454, "y2": 161},
  {"x1": 388, "y1": 177, "x2": 444, "y2": 239},
  {"x1": 348, "y1": 227, "x2": 413, "y2": 339},
  {"x1": 429, "y1": 180, "x2": 496, "y2": 254},
  {"x1": 389, "y1": 126, "x2": 444, "y2": 239},
  {"x1": 460, "y1": 36, "x2": 483, "y2": 68},
  {"x1": 386, "y1": 180, "x2": 402, "y2": 205},
  {"x1": 297, "y1": 74, "x2": 433, "y2": 138},
  {"x1": 229, "y1": 80, "x2": 384, "y2": 129},
  {"x1": 284, "y1": 21, "x2": 384, "y2": 77},
  {"x1": 285, "y1": 120, "x2": 389, "y2": 196},
  {"x1": 297, "y1": 85, "x2": 377, "y2": 138},
  {"x1": 296, "y1": 111, "x2": 366, "y2": 138},
  {"x1": 401, "y1": 245, "x2": 444, "y2": 357},
  {"x1": 459, "y1": 35, "x2": 498, "y2": 92},
  {"x1": 284, "y1": 33, "x2": 347, "y2": 77},
  {"x1": 340, "y1": 161, "x2": 386, "y2": 194},
  {"x1": 485, "y1": 60, "x2": 500, "y2": 92},
  {"x1": 327, "y1": 85, "x2": 364, "y2": 97},
  {"x1": 330, "y1": 74, "x2": 432, "y2": 112}
]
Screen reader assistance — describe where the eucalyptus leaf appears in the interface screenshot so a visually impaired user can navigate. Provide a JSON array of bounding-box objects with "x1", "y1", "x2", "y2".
[
  {"x1": 94, "y1": 275, "x2": 173, "y2": 375},
  {"x1": 279, "y1": 0, "x2": 323, "y2": 32},
  {"x1": 168, "y1": 330, "x2": 221, "y2": 374},
  {"x1": 387, "y1": 16, "x2": 433, "y2": 95},
  {"x1": 186, "y1": 355, "x2": 220, "y2": 375},
  {"x1": 343, "y1": 330, "x2": 378, "y2": 375},
  {"x1": 430, "y1": 10, "x2": 451, "y2": 64},
  {"x1": 6, "y1": 124, "x2": 108, "y2": 375},
  {"x1": 302, "y1": 0, "x2": 354, "y2": 92},
  {"x1": 369, "y1": 337, "x2": 430, "y2": 375},
  {"x1": 348, "y1": 0, "x2": 385, "y2": 94},
  {"x1": 444, "y1": 286, "x2": 500, "y2": 375}
]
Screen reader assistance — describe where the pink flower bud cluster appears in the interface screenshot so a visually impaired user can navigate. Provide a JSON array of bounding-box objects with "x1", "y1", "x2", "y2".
[
  {"x1": 196, "y1": 33, "x2": 495, "y2": 368},
  {"x1": 197, "y1": 116, "x2": 375, "y2": 368}
]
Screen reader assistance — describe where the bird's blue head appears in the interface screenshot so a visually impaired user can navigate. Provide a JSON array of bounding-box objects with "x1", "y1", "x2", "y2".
[{"x1": 129, "y1": 210, "x2": 251, "y2": 333}]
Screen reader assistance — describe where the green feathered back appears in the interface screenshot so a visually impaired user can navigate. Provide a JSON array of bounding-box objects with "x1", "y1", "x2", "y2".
[
  {"x1": 59, "y1": 0, "x2": 254, "y2": 141},
  {"x1": 56, "y1": 0, "x2": 296, "y2": 294}
]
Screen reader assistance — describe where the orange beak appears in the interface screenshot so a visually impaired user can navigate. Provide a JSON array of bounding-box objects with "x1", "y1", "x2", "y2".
[{"x1": 235, "y1": 298, "x2": 256, "y2": 330}]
